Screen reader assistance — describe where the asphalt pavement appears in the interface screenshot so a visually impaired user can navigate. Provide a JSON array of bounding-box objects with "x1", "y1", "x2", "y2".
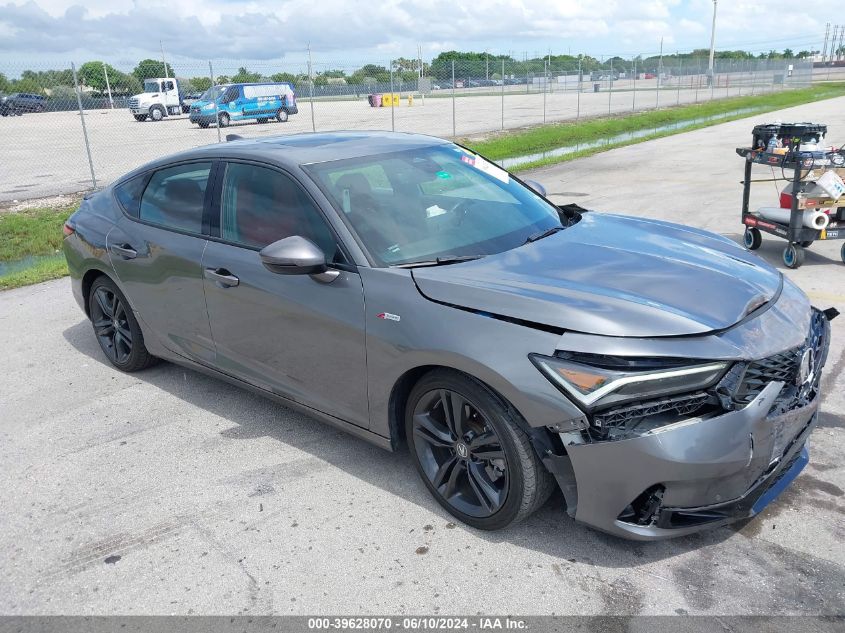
[{"x1": 1, "y1": 97, "x2": 844, "y2": 616}]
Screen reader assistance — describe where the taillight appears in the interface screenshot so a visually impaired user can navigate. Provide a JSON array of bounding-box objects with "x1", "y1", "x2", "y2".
[{"x1": 63, "y1": 222, "x2": 75, "y2": 237}]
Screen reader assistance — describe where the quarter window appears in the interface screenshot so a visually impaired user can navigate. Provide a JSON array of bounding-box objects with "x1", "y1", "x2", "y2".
[
  {"x1": 139, "y1": 162, "x2": 212, "y2": 233},
  {"x1": 114, "y1": 174, "x2": 148, "y2": 217},
  {"x1": 220, "y1": 163, "x2": 339, "y2": 260}
]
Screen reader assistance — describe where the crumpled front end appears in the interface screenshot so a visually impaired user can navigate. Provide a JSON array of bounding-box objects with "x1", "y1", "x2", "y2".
[{"x1": 544, "y1": 309, "x2": 832, "y2": 540}]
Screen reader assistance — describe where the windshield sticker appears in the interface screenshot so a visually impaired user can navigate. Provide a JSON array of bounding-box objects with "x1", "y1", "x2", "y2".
[
  {"x1": 436, "y1": 171, "x2": 451, "y2": 179},
  {"x1": 461, "y1": 154, "x2": 509, "y2": 184}
]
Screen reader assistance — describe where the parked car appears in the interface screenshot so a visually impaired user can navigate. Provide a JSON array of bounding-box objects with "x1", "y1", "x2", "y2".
[
  {"x1": 181, "y1": 92, "x2": 203, "y2": 113},
  {"x1": 0, "y1": 92, "x2": 47, "y2": 116},
  {"x1": 189, "y1": 82, "x2": 298, "y2": 128},
  {"x1": 63, "y1": 131, "x2": 833, "y2": 540}
]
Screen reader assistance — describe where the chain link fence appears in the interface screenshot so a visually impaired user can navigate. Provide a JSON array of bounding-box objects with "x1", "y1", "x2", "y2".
[{"x1": 0, "y1": 56, "x2": 815, "y2": 202}]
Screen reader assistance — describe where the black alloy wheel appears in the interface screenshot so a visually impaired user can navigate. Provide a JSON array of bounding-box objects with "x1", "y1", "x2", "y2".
[
  {"x1": 91, "y1": 285, "x2": 133, "y2": 364},
  {"x1": 412, "y1": 388, "x2": 509, "y2": 518},
  {"x1": 406, "y1": 370, "x2": 554, "y2": 530},
  {"x1": 88, "y1": 277, "x2": 157, "y2": 372}
]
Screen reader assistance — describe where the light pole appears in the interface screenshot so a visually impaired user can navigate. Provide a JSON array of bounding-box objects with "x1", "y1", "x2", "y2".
[
  {"x1": 102, "y1": 62, "x2": 114, "y2": 109},
  {"x1": 160, "y1": 40, "x2": 169, "y2": 80},
  {"x1": 707, "y1": 0, "x2": 718, "y2": 86}
]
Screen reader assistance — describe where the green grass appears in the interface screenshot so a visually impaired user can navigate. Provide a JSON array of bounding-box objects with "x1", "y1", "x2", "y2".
[
  {"x1": 464, "y1": 83, "x2": 845, "y2": 168},
  {"x1": 0, "y1": 254, "x2": 68, "y2": 290},
  {"x1": 0, "y1": 202, "x2": 78, "y2": 290}
]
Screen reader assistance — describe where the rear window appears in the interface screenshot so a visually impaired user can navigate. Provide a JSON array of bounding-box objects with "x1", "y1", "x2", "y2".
[{"x1": 139, "y1": 162, "x2": 212, "y2": 233}]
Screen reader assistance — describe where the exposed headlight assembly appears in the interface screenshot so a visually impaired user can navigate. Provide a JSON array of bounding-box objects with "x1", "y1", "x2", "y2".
[{"x1": 530, "y1": 352, "x2": 727, "y2": 411}]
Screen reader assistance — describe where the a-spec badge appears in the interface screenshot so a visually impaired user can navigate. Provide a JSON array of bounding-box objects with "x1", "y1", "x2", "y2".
[{"x1": 376, "y1": 312, "x2": 401, "y2": 322}]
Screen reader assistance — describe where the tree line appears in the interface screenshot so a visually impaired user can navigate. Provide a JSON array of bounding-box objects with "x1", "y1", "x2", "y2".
[{"x1": 0, "y1": 47, "x2": 823, "y2": 100}]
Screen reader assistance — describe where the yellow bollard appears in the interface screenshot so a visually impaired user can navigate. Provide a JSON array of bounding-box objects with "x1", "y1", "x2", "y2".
[{"x1": 407, "y1": 94, "x2": 413, "y2": 106}]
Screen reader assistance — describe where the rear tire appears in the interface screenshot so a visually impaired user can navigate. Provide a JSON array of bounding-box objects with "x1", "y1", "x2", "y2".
[
  {"x1": 406, "y1": 369, "x2": 555, "y2": 530},
  {"x1": 256, "y1": 117, "x2": 269, "y2": 124},
  {"x1": 88, "y1": 277, "x2": 158, "y2": 372}
]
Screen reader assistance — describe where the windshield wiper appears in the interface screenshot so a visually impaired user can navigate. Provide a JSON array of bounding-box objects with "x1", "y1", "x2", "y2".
[
  {"x1": 523, "y1": 225, "x2": 565, "y2": 244},
  {"x1": 394, "y1": 255, "x2": 484, "y2": 268}
]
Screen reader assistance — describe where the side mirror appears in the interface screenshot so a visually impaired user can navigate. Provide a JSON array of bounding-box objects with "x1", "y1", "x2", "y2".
[
  {"x1": 259, "y1": 236, "x2": 327, "y2": 275},
  {"x1": 523, "y1": 179, "x2": 547, "y2": 197}
]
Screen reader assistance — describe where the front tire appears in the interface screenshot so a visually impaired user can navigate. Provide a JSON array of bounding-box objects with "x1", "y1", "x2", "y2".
[
  {"x1": 406, "y1": 370, "x2": 554, "y2": 530},
  {"x1": 88, "y1": 277, "x2": 157, "y2": 372},
  {"x1": 149, "y1": 106, "x2": 164, "y2": 122},
  {"x1": 218, "y1": 112, "x2": 230, "y2": 127}
]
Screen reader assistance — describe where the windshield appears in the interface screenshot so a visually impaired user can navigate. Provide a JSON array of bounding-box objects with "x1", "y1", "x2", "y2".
[
  {"x1": 306, "y1": 145, "x2": 562, "y2": 266},
  {"x1": 143, "y1": 80, "x2": 160, "y2": 93},
  {"x1": 199, "y1": 86, "x2": 226, "y2": 102}
]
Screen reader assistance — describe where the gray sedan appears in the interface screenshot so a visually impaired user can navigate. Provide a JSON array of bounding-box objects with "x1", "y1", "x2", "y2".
[{"x1": 62, "y1": 131, "x2": 834, "y2": 540}]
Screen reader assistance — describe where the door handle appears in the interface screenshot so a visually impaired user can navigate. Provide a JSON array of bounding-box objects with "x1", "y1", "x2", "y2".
[
  {"x1": 205, "y1": 267, "x2": 239, "y2": 287},
  {"x1": 110, "y1": 244, "x2": 137, "y2": 259}
]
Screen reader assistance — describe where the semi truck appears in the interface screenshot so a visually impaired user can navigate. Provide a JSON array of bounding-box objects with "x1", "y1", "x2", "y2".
[{"x1": 128, "y1": 78, "x2": 187, "y2": 121}]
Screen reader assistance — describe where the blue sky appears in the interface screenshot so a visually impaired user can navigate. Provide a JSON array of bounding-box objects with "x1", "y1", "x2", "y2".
[{"x1": 0, "y1": 0, "x2": 839, "y2": 73}]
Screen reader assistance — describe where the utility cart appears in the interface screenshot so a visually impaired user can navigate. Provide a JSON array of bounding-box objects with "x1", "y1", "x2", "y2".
[{"x1": 736, "y1": 122, "x2": 845, "y2": 268}]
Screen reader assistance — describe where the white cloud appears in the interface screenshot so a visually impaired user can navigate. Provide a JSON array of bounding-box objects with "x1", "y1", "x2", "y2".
[{"x1": 0, "y1": 0, "x2": 837, "y2": 68}]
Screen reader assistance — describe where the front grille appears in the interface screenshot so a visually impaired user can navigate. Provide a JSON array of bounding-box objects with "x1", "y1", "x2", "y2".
[
  {"x1": 190, "y1": 105, "x2": 200, "y2": 114},
  {"x1": 128, "y1": 98, "x2": 139, "y2": 109},
  {"x1": 734, "y1": 349, "x2": 800, "y2": 405},
  {"x1": 735, "y1": 309, "x2": 828, "y2": 412}
]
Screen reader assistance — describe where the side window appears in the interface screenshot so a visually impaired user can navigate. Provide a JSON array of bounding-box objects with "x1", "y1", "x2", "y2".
[
  {"x1": 139, "y1": 162, "x2": 212, "y2": 233},
  {"x1": 220, "y1": 163, "x2": 339, "y2": 260},
  {"x1": 163, "y1": 81, "x2": 174, "y2": 92},
  {"x1": 224, "y1": 87, "x2": 239, "y2": 103},
  {"x1": 114, "y1": 174, "x2": 148, "y2": 217}
]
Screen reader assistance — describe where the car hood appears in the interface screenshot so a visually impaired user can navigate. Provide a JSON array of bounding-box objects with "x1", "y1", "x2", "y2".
[{"x1": 411, "y1": 213, "x2": 782, "y2": 337}]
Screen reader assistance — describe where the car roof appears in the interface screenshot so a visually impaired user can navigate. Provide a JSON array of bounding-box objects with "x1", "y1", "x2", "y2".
[{"x1": 123, "y1": 131, "x2": 452, "y2": 178}]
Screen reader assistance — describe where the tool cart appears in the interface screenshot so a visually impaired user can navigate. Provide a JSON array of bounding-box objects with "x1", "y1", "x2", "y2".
[{"x1": 736, "y1": 122, "x2": 845, "y2": 268}]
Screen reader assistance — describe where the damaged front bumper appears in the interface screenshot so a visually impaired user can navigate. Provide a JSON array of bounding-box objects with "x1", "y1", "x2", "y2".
[
  {"x1": 541, "y1": 308, "x2": 832, "y2": 541},
  {"x1": 546, "y1": 382, "x2": 817, "y2": 540}
]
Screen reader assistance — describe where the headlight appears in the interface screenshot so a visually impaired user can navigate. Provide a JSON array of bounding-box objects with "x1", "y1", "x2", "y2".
[{"x1": 530, "y1": 352, "x2": 727, "y2": 411}]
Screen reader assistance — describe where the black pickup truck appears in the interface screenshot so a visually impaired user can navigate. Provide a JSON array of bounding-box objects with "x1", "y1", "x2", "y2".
[{"x1": 0, "y1": 93, "x2": 47, "y2": 116}]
